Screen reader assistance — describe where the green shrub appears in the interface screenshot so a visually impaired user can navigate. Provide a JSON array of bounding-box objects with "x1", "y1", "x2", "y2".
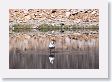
[
  {"x1": 87, "y1": 25, "x2": 99, "y2": 29},
  {"x1": 11, "y1": 23, "x2": 99, "y2": 32},
  {"x1": 12, "y1": 24, "x2": 32, "y2": 32}
]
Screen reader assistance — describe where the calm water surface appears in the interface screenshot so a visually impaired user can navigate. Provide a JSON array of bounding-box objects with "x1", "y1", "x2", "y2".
[{"x1": 9, "y1": 30, "x2": 99, "y2": 69}]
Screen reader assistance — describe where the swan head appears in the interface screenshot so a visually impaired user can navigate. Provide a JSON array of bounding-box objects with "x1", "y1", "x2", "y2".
[
  {"x1": 51, "y1": 41, "x2": 54, "y2": 44},
  {"x1": 51, "y1": 40, "x2": 56, "y2": 44}
]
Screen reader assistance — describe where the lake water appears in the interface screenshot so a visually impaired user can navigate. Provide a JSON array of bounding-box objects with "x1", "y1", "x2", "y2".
[{"x1": 9, "y1": 30, "x2": 99, "y2": 69}]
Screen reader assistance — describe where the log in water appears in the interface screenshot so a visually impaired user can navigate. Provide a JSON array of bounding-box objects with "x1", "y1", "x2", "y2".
[{"x1": 9, "y1": 32, "x2": 99, "y2": 69}]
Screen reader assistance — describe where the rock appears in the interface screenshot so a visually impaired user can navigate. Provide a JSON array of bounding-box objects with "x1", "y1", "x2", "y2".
[{"x1": 9, "y1": 9, "x2": 99, "y2": 28}]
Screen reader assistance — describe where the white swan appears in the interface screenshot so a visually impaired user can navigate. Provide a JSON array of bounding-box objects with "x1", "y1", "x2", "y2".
[{"x1": 49, "y1": 41, "x2": 55, "y2": 49}]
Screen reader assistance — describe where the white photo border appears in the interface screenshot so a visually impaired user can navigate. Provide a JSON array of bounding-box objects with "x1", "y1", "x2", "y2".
[{"x1": 0, "y1": 0, "x2": 108, "y2": 78}]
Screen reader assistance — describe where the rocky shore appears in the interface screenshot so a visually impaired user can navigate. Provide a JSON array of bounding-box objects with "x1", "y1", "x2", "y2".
[
  {"x1": 9, "y1": 30, "x2": 98, "y2": 52},
  {"x1": 9, "y1": 9, "x2": 99, "y2": 29}
]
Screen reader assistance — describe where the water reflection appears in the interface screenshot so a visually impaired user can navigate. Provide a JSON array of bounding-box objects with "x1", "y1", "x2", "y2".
[
  {"x1": 49, "y1": 54, "x2": 55, "y2": 64},
  {"x1": 9, "y1": 31, "x2": 99, "y2": 69}
]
